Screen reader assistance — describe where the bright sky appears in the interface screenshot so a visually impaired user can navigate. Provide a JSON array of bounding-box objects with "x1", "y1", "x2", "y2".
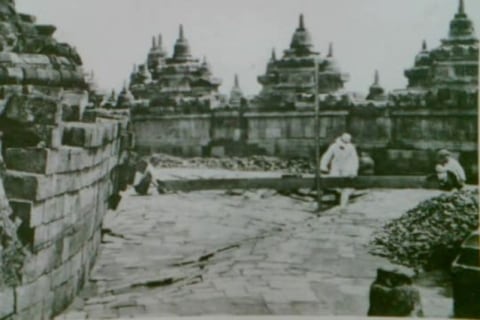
[{"x1": 15, "y1": 0, "x2": 480, "y2": 96}]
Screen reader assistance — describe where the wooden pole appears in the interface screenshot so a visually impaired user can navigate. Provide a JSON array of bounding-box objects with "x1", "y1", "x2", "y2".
[{"x1": 314, "y1": 58, "x2": 322, "y2": 211}]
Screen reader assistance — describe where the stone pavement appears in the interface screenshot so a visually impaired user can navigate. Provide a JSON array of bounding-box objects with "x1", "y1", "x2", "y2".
[{"x1": 56, "y1": 171, "x2": 453, "y2": 318}]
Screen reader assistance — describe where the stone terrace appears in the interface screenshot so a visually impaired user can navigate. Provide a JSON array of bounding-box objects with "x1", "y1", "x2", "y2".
[{"x1": 57, "y1": 177, "x2": 452, "y2": 318}]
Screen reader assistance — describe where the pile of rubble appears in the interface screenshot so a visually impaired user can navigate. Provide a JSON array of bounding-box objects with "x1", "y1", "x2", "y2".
[
  {"x1": 149, "y1": 153, "x2": 314, "y2": 174},
  {"x1": 369, "y1": 188, "x2": 479, "y2": 270}
]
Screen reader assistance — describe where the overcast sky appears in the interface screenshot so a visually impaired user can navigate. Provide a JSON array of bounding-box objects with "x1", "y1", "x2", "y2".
[{"x1": 15, "y1": 0, "x2": 480, "y2": 96}]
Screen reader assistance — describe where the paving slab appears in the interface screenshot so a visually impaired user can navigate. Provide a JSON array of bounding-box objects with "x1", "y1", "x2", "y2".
[{"x1": 56, "y1": 175, "x2": 450, "y2": 317}]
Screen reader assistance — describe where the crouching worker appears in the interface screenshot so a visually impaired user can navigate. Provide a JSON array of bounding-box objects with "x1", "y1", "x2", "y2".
[
  {"x1": 320, "y1": 133, "x2": 359, "y2": 208},
  {"x1": 435, "y1": 149, "x2": 466, "y2": 191},
  {"x1": 133, "y1": 160, "x2": 156, "y2": 195}
]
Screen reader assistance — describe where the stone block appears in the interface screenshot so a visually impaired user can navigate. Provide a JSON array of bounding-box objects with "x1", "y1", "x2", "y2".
[
  {"x1": 21, "y1": 254, "x2": 38, "y2": 284},
  {"x1": 11, "y1": 200, "x2": 44, "y2": 228},
  {"x1": 82, "y1": 109, "x2": 98, "y2": 122},
  {"x1": 49, "y1": 126, "x2": 64, "y2": 149},
  {"x1": 47, "y1": 221, "x2": 65, "y2": 248},
  {"x1": 52, "y1": 279, "x2": 74, "y2": 316},
  {"x1": 63, "y1": 193, "x2": 77, "y2": 218},
  {"x1": 5, "y1": 148, "x2": 51, "y2": 174},
  {"x1": 68, "y1": 148, "x2": 85, "y2": 171},
  {"x1": 44, "y1": 195, "x2": 66, "y2": 224},
  {"x1": 22, "y1": 244, "x2": 57, "y2": 282},
  {"x1": 15, "y1": 302, "x2": 44, "y2": 320},
  {"x1": 51, "y1": 264, "x2": 67, "y2": 288},
  {"x1": 0, "y1": 288, "x2": 15, "y2": 319},
  {"x1": 4, "y1": 171, "x2": 40, "y2": 201},
  {"x1": 62, "y1": 104, "x2": 81, "y2": 122},
  {"x1": 33, "y1": 224, "x2": 50, "y2": 247},
  {"x1": 3, "y1": 94, "x2": 60, "y2": 125},
  {"x1": 62, "y1": 124, "x2": 89, "y2": 147},
  {"x1": 16, "y1": 274, "x2": 50, "y2": 311},
  {"x1": 61, "y1": 235, "x2": 72, "y2": 262},
  {"x1": 67, "y1": 230, "x2": 83, "y2": 257},
  {"x1": 61, "y1": 122, "x2": 115, "y2": 148},
  {"x1": 42, "y1": 290, "x2": 55, "y2": 320}
]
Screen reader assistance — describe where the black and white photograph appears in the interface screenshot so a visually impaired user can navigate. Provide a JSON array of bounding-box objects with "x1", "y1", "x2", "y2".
[{"x1": 0, "y1": 0, "x2": 479, "y2": 319}]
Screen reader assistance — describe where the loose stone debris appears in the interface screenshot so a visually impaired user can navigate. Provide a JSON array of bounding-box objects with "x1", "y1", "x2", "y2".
[
  {"x1": 149, "y1": 153, "x2": 314, "y2": 174},
  {"x1": 369, "y1": 188, "x2": 479, "y2": 270}
]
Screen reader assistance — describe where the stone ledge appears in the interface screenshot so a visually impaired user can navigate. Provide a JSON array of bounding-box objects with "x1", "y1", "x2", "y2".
[
  {"x1": 62, "y1": 121, "x2": 118, "y2": 148},
  {"x1": 5, "y1": 140, "x2": 118, "y2": 175},
  {"x1": 5, "y1": 153, "x2": 118, "y2": 201}
]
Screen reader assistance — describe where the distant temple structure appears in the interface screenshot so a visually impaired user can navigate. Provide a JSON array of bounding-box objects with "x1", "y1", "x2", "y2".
[
  {"x1": 228, "y1": 74, "x2": 244, "y2": 109},
  {"x1": 366, "y1": 70, "x2": 387, "y2": 102},
  {"x1": 125, "y1": 0, "x2": 477, "y2": 113},
  {"x1": 129, "y1": 25, "x2": 223, "y2": 112},
  {"x1": 393, "y1": 0, "x2": 478, "y2": 107},
  {"x1": 116, "y1": 82, "x2": 135, "y2": 109},
  {"x1": 256, "y1": 14, "x2": 349, "y2": 110}
]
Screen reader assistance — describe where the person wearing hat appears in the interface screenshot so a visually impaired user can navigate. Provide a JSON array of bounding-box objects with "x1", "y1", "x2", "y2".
[
  {"x1": 320, "y1": 133, "x2": 359, "y2": 208},
  {"x1": 435, "y1": 149, "x2": 466, "y2": 191}
]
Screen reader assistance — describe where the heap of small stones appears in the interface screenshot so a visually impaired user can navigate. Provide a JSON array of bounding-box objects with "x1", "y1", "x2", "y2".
[
  {"x1": 369, "y1": 188, "x2": 479, "y2": 270},
  {"x1": 149, "y1": 153, "x2": 314, "y2": 174}
]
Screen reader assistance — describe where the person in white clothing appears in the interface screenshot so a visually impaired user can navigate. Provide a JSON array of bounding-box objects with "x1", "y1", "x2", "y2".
[
  {"x1": 435, "y1": 149, "x2": 466, "y2": 190},
  {"x1": 320, "y1": 133, "x2": 359, "y2": 208},
  {"x1": 133, "y1": 160, "x2": 157, "y2": 195}
]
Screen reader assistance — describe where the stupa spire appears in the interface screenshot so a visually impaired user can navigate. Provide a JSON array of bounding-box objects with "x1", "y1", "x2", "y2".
[
  {"x1": 234, "y1": 74, "x2": 239, "y2": 88},
  {"x1": 328, "y1": 42, "x2": 333, "y2": 57},
  {"x1": 374, "y1": 70, "x2": 380, "y2": 85},
  {"x1": 158, "y1": 34, "x2": 163, "y2": 48},
  {"x1": 151, "y1": 36, "x2": 157, "y2": 49},
  {"x1": 299, "y1": 14, "x2": 305, "y2": 30},
  {"x1": 422, "y1": 39, "x2": 427, "y2": 51},
  {"x1": 179, "y1": 24, "x2": 184, "y2": 40},
  {"x1": 271, "y1": 48, "x2": 277, "y2": 61},
  {"x1": 458, "y1": 0, "x2": 465, "y2": 14},
  {"x1": 173, "y1": 24, "x2": 192, "y2": 60},
  {"x1": 202, "y1": 55, "x2": 210, "y2": 70}
]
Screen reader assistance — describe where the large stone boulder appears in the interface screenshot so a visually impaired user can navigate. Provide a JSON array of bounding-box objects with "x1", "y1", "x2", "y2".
[{"x1": 368, "y1": 268, "x2": 423, "y2": 317}]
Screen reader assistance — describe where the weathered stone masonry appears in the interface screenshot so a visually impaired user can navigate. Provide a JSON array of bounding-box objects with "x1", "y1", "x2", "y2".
[
  {"x1": 0, "y1": 111, "x2": 131, "y2": 320},
  {"x1": 0, "y1": 1, "x2": 133, "y2": 319},
  {"x1": 132, "y1": 107, "x2": 478, "y2": 181}
]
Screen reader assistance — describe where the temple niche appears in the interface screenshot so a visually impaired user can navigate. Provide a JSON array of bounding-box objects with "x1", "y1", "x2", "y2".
[
  {"x1": 129, "y1": 25, "x2": 223, "y2": 113},
  {"x1": 255, "y1": 14, "x2": 349, "y2": 110},
  {"x1": 394, "y1": 0, "x2": 478, "y2": 108}
]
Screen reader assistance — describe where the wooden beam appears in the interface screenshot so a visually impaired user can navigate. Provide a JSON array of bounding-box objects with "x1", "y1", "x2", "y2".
[{"x1": 158, "y1": 176, "x2": 439, "y2": 193}]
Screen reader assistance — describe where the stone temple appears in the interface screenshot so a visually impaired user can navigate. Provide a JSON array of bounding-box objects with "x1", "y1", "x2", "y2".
[
  {"x1": 256, "y1": 14, "x2": 349, "y2": 110},
  {"x1": 394, "y1": 0, "x2": 478, "y2": 107},
  {"x1": 129, "y1": 25, "x2": 223, "y2": 113}
]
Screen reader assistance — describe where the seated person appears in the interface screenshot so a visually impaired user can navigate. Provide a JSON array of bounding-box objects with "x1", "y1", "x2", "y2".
[
  {"x1": 133, "y1": 160, "x2": 153, "y2": 195},
  {"x1": 435, "y1": 150, "x2": 466, "y2": 191}
]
